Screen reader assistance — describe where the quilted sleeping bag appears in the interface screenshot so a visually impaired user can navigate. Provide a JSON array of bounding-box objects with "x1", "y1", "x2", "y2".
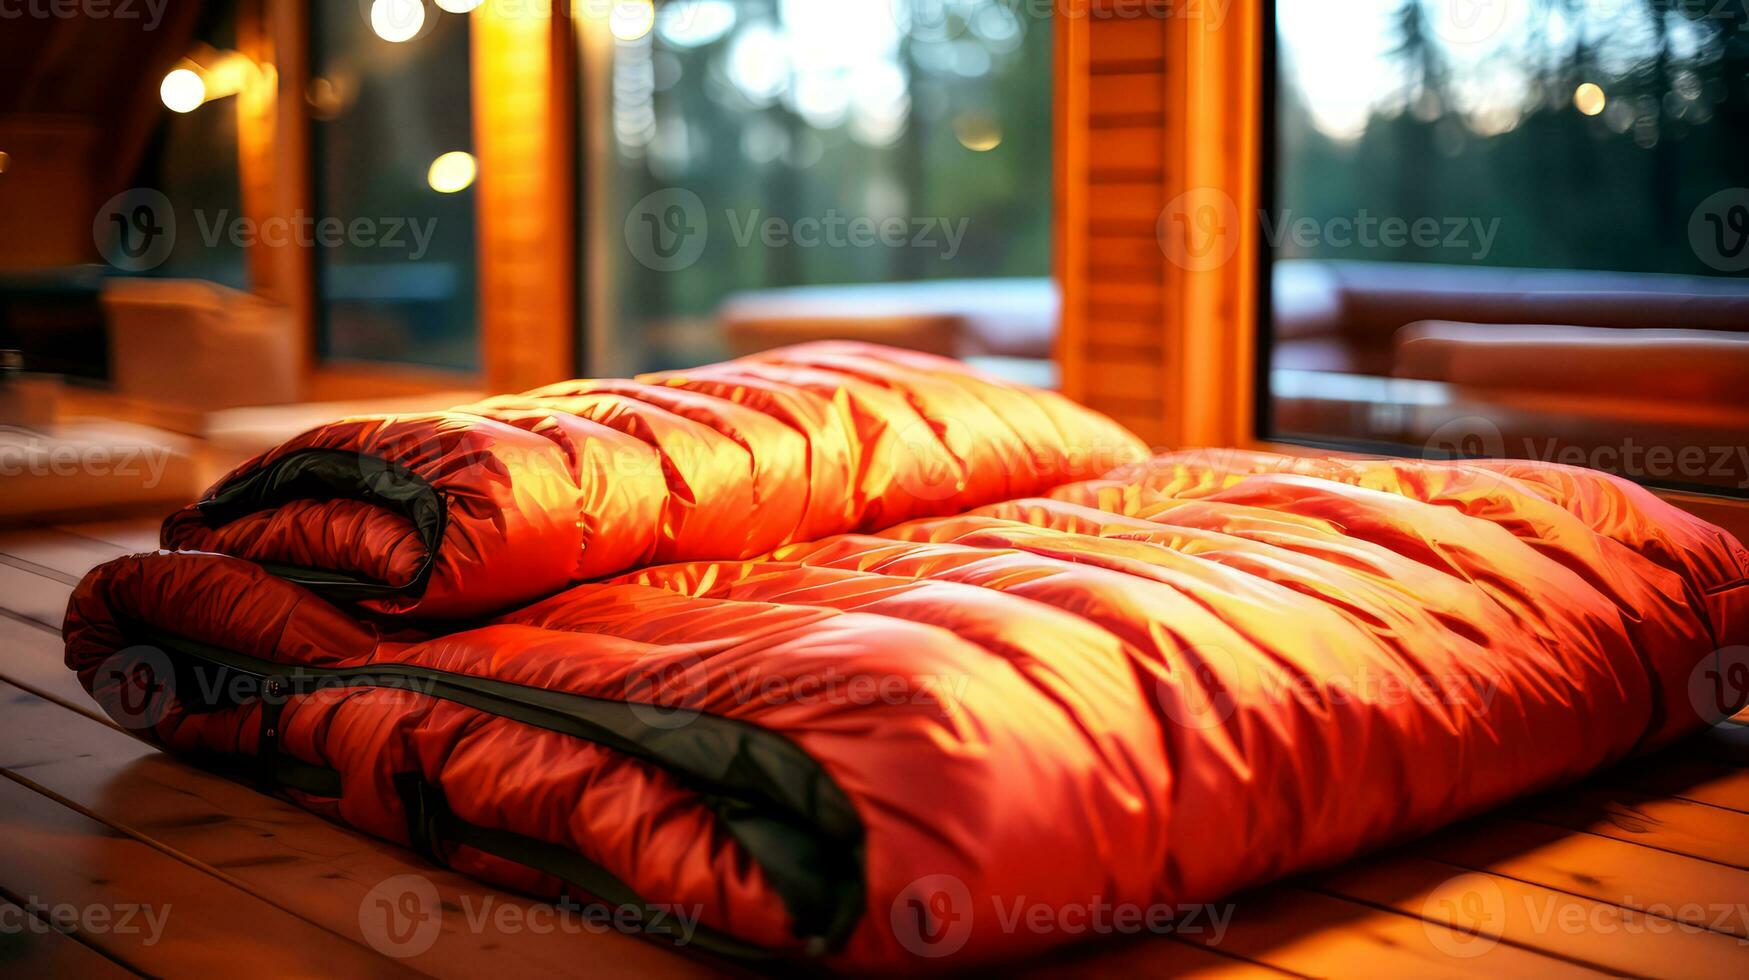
[{"x1": 63, "y1": 342, "x2": 1749, "y2": 970}]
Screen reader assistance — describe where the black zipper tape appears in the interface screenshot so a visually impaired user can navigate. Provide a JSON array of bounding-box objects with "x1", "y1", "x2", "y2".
[
  {"x1": 194, "y1": 448, "x2": 447, "y2": 602},
  {"x1": 140, "y1": 628, "x2": 866, "y2": 954}
]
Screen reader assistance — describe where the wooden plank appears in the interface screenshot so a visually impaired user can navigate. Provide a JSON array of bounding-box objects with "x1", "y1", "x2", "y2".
[
  {"x1": 1084, "y1": 320, "x2": 1163, "y2": 351},
  {"x1": 1021, "y1": 932, "x2": 1284, "y2": 977},
  {"x1": 1606, "y1": 753, "x2": 1749, "y2": 813},
  {"x1": 0, "y1": 681, "x2": 723, "y2": 979},
  {"x1": 1088, "y1": 192, "x2": 1161, "y2": 235},
  {"x1": 1178, "y1": 885, "x2": 1595, "y2": 978},
  {"x1": 1318, "y1": 853, "x2": 1749, "y2": 978},
  {"x1": 55, "y1": 518, "x2": 162, "y2": 555},
  {"x1": 1524, "y1": 788, "x2": 1749, "y2": 870},
  {"x1": 0, "y1": 561, "x2": 74, "y2": 633},
  {"x1": 0, "y1": 896, "x2": 138, "y2": 978},
  {"x1": 1088, "y1": 281, "x2": 1164, "y2": 309},
  {"x1": 1079, "y1": 358, "x2": 1161, "y2": 402},
  {"x1": 1090, "y1": 73, "x2": 1164, "y2": 117},
  {"x1": 1419, "y1": 816, "x2": 1749, "y2": 940},
  {"x1": 0, "y1": 772, "x2": 418, "y2": 977},
  {"x1": 1087, "y1": 235, "x2": 1165, "y2": 276},
  {"x1": 1087, "y1": 125, "x2": 1164, "y2": 179},
  {"x1": 1088, "y1": 15, "x2": 1165, "y2": 66},
  {"x1": 0, "y1": 526, "x2": 135, "y2": 581},
  {"x1": 0, "y1": 614, "x2": 103, "y2": 718}
]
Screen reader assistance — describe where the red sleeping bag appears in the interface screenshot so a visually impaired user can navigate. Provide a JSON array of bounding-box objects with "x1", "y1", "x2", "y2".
[{"x1": 63, "y1": 342, "x2": 1749, "y2": 969}]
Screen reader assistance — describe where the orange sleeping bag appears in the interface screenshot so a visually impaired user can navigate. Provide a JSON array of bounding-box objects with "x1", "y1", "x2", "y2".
[{"x1": 64, "y1": 343, "x2": 1749, "y2": 969}]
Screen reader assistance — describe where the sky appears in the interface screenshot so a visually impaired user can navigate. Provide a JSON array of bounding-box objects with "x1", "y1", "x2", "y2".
[{"x1": 1277, "y1": 0, "x2": 1696, "y2": 140}]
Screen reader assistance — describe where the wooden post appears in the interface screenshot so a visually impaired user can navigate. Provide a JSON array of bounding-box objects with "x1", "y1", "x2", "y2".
[
  {"x1": 1054, "y1": 0, "x2": 1262, "y2": 449},
  {"x1": 472, "y1": 2, "x2": 578, "y2": 392}
]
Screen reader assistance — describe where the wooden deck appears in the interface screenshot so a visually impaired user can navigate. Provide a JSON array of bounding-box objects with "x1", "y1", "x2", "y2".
[{"x1": 2, "y1": 519, "x2": 1747, "y2": 978}]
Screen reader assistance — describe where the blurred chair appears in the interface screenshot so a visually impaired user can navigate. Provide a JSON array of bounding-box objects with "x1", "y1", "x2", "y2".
[
  {"x1": 102, "y1": 277, "x2": 299, "y2": 412},
  {"x1": 718, "y1": 278, "x2": 1058, "y2": 361}
]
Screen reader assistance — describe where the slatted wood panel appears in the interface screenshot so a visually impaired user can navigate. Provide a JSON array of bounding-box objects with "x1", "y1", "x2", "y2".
[
  {"x1": 5, "y1": 521, "x2": 1749, "y2": 976},
  {"x1": 1056, "y1": 1, "x2": 1261, "y2": 450}
]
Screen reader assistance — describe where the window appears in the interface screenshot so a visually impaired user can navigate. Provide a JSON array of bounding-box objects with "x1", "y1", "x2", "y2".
[
  {"x1": 1265, "y1": 0, "x2": 1749, "y2": 495},
  {"x1": 587, "y1": 0, "x2": 1053, "y2": 375},
  {"x1": 310, "y1": 0, "x2": 479, "y2": 371}
]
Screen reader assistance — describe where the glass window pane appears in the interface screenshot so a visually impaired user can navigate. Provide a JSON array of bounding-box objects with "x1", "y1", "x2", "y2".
[
  {"x1": 1268, "y1": 0, "x2": 1749, "y2": 495},
  {"x1": 588, "y1": 0, "x2": 1053, "y2": 376},
  {"x1": 310, "y1": 0, "x2": 478, "y2": 371}
]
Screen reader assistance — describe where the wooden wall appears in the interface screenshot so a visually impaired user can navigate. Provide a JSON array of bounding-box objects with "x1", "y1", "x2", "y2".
[
  {"x1": 1056, "y1": 1, "x2": 1263, "y2": 450},
  {"x1": 473, "y1": 5, "x2": 576, "y2": 392}
]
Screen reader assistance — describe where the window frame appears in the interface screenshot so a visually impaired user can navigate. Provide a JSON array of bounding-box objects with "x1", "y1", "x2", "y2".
[{"x1": 1252, "y1": 0, "x2": 1749, "y2": 516}]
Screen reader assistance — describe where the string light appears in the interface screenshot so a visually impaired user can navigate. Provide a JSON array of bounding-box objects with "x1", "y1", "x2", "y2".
[
  {"x1": 160, "y1": 68, "x2": 207, "y2": 113},
  {"x1": 371, "y1": 0, "x2": 426, "y2": 43},
  {"x1": 610, "y1": 1, "x2": 656, "y2": 42},
  {"x1": 428, "y1": 150, "x2": 478, "y2": 193}
]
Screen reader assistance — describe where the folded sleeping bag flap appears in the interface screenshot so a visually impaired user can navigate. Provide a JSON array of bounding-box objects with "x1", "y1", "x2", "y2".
[
  {"x1": 64, "y1": 343, "x2": 1749, "y2": 970},
  {"x1": 157, "y1": 342, "x2": 1146, "y2": 619}
]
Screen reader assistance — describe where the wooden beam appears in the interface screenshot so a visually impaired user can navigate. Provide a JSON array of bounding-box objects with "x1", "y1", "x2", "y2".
[
  {"x1": 236, "y1": 0, "x2": 315, "y2": 380},
  {"x1": 473, "y1": 3, "x2": 577, "y2": 392},
  {"x1": 1056, "y1": 2, "x2": 1264, "y2": 449}
]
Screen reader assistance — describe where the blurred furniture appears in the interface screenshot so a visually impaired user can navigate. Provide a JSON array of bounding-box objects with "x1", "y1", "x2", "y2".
[
  {"x1": 0, "y1": 420, "x2": 198, "y2": 523},
  {"x1": 0, "y1": 267, "x2": 111, "y2": 382},
  {"x1": 1395, "y1": 322, "x2": 1749, "y2": 405},
  {"x1": 718, "y1": 278, "x2": 1057, "y2": 361},
  {"x1": 102, "y1": 277, "x2": 299, "y2": 413},
  {"x1": 1274, "y1": 260, "x2": 1749, "y2": 375},
  {"x1": 202, "y1": 389, "x2": 482, "y2": 471}
]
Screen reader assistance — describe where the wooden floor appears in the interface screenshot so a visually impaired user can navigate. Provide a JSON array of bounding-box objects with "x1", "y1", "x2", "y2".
[{"x1": 3, "y1": 519, "x2": 1748, "y2": 978}]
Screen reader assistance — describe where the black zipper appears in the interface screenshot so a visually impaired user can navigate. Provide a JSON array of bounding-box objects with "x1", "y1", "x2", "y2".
[{"x1": 141, "y1": 628, "x2": 866, "y2": 956}]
